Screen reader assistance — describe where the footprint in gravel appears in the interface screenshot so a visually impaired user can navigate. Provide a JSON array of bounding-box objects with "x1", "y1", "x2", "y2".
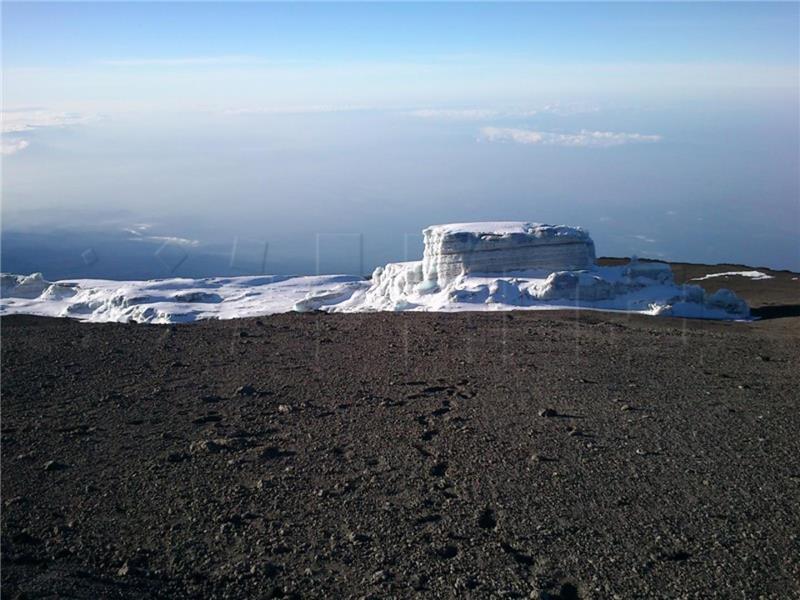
[
  {"x1": 414, "y1": 514, "x2": 442, "y2": 526},
  {"x1": 192, "y1": 414, "x2": 222, "y2": 425},
  {"x1": 437, "y1": 544, "x2": 459, "y2": 559},
  {"x1": 429, "y1": 462, "x2": 448, "y2": 477},
  {"x1": 477, "y1": 507, "x2": 497, "y2": 530},
  {"x1": 420, "y1": 430, "x2": 439, "y2": 441},
  {"x1": 261, "y1": 446, "x2": 295, "y2": 460},
  {"x1": 544, "y1": 582, "x2": 581, "y2": 600},
  {"x1": 500, "y1": 541, "x2": 534, "y2": 566}
]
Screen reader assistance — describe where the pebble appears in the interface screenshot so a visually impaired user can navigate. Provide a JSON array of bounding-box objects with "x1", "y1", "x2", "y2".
[
  {"x1": 538, "y1": 408, "x2": 558, "y2": 418},
  {"x1": 236, "y1": 384, "x2": 256, "y2": 396}
]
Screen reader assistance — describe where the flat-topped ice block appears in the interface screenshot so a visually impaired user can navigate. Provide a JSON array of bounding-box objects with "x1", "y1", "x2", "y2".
[{"x1": 422, "y1": 221, "x2": 596, "y2": 284}]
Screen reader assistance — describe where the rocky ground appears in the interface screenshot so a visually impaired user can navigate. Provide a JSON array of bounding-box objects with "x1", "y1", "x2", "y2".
[{"x1": 2, "y1": 262, "x2": 799, "y2": 599}]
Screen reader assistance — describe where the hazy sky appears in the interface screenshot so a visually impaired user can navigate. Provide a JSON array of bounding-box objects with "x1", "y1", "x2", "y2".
[{"x1": 2, "y1": 2, "x2": 799, "y2": 277}]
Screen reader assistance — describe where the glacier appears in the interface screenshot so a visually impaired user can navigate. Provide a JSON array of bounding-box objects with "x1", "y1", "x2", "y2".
[{"x1": 0, "y1": 222, "x2": 751, "y2": 323}]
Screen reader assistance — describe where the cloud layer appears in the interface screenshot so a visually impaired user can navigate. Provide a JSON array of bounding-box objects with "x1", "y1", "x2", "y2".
[
  {"x1": 480, "y1": 127, "x2": 662, "y2": 148},
  {"x1": 408, "y1": 103, "x2": 599, "y2": 120},
  {"x1": 1, "y1": 139, "x2": 30, "y2": 156},
  {"x1": 1, "y1": 109, "x2": 93, "y2": 155}
]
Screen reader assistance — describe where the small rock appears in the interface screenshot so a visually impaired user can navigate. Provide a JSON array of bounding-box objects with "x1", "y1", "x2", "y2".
[
  {"x1": 538, "y1": 408, "x2": 558, "y2": 418},
  {"x1": 621, "y1": 404, "x2": 634, "y2": 411},
  {"x1": 278, "y1": 404, "x2": 291, "y2": 414},
  {"x1": 236, "y1": 385, "x2": 256, "y2": 396},
  {"x1": 566, "y1": 426, "x2": 582, "y2": 437}
]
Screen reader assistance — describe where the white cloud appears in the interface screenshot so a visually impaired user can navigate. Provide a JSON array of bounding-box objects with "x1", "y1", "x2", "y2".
[
  {"x1": 479, "y1": 127, "x2": 662, "y2": 148},
  {"x1": 633, "y1": 234, "x2": 657, "y2": 243},
  {"x1": 223, "y1": 104, "x2": 372, "y2": 116},
  {"x1": 1, "y1": 109, "x2": 93, "y2": 134},
  {"x1": 1, "y1": 138, "x2": 30, "y2": 155},
  {"x1": 1, "y1": 109, "x2": 94, "y2": 155},
  {"x1": 98, "y1": 55, "x2": 266, "y2": 67},
  {"x1": 408, "y1": 108, "x2": 504, "y2": 120},
  {"x1": 408, "y1": 103, "x2": 600, "y2": 120},
  {"x1": 123, "y1": 225, "x2": 199, "y2": 247}
]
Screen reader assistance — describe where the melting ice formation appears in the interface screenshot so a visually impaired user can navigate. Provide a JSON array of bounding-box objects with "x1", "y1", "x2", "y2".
[{"x1": 1, "y1": 222, "x2": 751, "y2": 323}]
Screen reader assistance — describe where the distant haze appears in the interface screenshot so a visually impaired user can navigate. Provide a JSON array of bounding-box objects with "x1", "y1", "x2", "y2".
[{"x1": 2, "y1": 2, "x2": 798, "y2": 278}]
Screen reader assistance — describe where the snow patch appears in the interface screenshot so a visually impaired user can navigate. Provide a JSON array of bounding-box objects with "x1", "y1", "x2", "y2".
[
  {"x1": 691, "y1": 271, "x2": 774, "y2": 281},
  {"x1": 1, "y1": 222, "x2": 753, "y2": 322}
]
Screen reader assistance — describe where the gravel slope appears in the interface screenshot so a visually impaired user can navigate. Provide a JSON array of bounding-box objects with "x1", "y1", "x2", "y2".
[{"x1": 2, "y1": 262, "x2": 799, "y2": 599}]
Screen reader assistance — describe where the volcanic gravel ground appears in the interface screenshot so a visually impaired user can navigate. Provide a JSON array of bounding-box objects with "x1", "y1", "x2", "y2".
[{"x1": 2, "y1": 262, "x2": 799, "y2": 599}]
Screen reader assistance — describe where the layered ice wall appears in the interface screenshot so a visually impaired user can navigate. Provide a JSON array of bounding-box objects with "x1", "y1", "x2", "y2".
[
  {"x1": 340, "y1": 222, "x2": 750, "y2": 319},
  {"x1": 0, "y1": 222, "x2": 753, "y2": 322},
  {"x1": 422, "y1": 222, "x2": 596, "y2": 284}
]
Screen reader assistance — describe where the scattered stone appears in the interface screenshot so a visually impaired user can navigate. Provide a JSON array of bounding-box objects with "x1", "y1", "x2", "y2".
[
  {"x1": 539, "y1": 408, "x2": 558, "y2": 418},
  {"x1": 236, "y1": 385, "x2": 256, "y2": 396},
  {"x1": 278, "y1": 404, "x2": 291, "y2": 414},
  {"x1": 621, "y1": 404, "x2": 634, "y2": 411},
  {"x1": 566, "y1": 426, "x2": 582, "y2": 437}
]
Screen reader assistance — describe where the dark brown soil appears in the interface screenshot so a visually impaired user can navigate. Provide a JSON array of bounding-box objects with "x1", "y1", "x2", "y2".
[{"x1": 2, "y1": 262, "x2": 799, "y2": 599}]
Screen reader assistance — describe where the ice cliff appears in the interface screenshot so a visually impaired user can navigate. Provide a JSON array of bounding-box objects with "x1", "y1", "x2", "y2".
[
  {"x1": 1, "y1": 222, "x2": 751, "y2": 322},
  {"x1": 421, "y1": 222, "x2": 596, "y2": 284}
]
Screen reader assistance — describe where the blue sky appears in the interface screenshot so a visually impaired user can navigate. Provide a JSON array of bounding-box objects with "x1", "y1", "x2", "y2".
[
  {"x1": 4, "y1": 3, "x2": 798, "y2": 66},
  {"x1": 2, "y1": 2, "x2": 799, "y2": 276},
  {"x1": 3, "y1": 2, "x2": 797, "y2": 109}
]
